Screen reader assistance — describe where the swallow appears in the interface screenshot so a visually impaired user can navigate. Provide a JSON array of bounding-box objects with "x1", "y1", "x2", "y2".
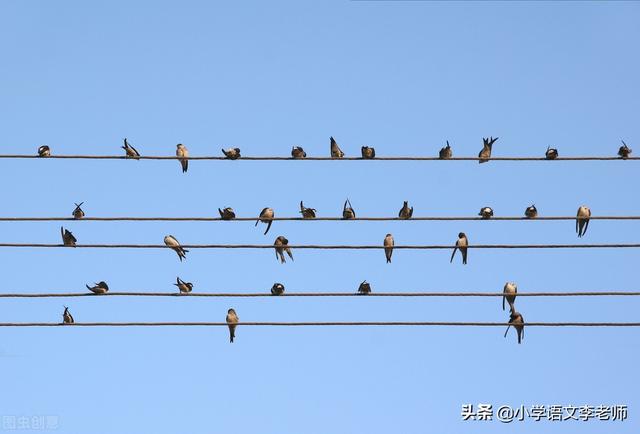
[
  {"x1": 398, "y1": 201, "x2": 413, "y2": 219},
  {"x1": 545, "y1": 146, "x2": 558, "y2": 160},
  {"x1": 60, "y1": 227, "x2": 77, "y2": 247},
  {"x1": 72, "y1": 202, "x2": 85, "y2": 219},
  {"x1": 291, "y1": 146, "x2": 306, "y2": 159},
  {"x1": 478, "y1": 136, "x2": 498, "y2": 163},
  {"x1": 299, "y1": 201, "x2": 317, "y2": 219},
  {"x1": 450, "y1": 232, "x2": 468, "y2": 265},
  {"x1": 618, "y1": 140, "x2": 632, "y2": 159},
  {"x1": 439, "y1": 141, "x2": 452, "y2": 159},
  {"x1": 122, "y1": 138, "x2": 140, "y2": 159},
  {"x1": 361, "y1": 146, "x2": 376, "y2": 159},
  {"x1": 176, "y1": 144, "x2": 189, "y2": 173},
  {"x1": 274, "y1": 235, "x2": 293, "y2": 263},
  {"x1": 222, "y1": 147, "x2": 241, "y2": 160},
  {"x1": 358, "y1": 280, "x2": 372, "y2": 295},
  {"x1": 164, "y1": 234, "x2": 188, "y2": 261},
  {"x1": 255, "y1": 207, "x2": 274, "y2": 235},
  {"x1": 524, "y1": 204, "x2": 538, "y2": 218},
  {"x1": 384, "y1": 233, "x2": 394, "y2": 263},
  {"x1": 62, "y1": 306, "x2": 74, "y2": 324},
  {"x1": 342, "y1": 199, "x2": 356, "y2": 219},
  {"x1": 86, "y1": 281, "x2": 109, "y2": 294},
  {"x1": 174, "y1": 277, "x2": 193, "y2": 294},
  {"x1": 504, "y1": 310, "x2": 525, "y2": 344},
  {"x1": 37, "y1": 145, "x2": 50, "y2": 157},
  {"x1": 502, "y1": 282, "x2": 517, "y2": 312},
  {"x1": 271, "y1": 283, "x2": 285, "y2": 295},
  {"x1": 226, "y1": 308, "x2": 238, "y2": 343},
  {"x1": 478, "y1": 207, "x2": 494, "y2": 219},
  {"x1": 330, "y1": 136, "x2": 344, "y2": 158},
  {"x1": 576, "y1": 206, "x2": 591, "y2": 237},
  {"x1": 218, "y1": 207, "x2": 236, "y2": 220}
]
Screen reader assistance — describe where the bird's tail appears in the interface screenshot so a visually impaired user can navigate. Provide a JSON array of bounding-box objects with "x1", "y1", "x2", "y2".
[
  {"x1": 504, "y1": 325, "x2": 511, "y2": 338},
  {"x1": 264, "y1": 220, "x2": 273, "y2": 235},
  {"x1": 450, "y1": 247, "x2": 457, "y2": 263},
  {"x1": 502, "y1": 296, "x2": 505, "y2": 311}
]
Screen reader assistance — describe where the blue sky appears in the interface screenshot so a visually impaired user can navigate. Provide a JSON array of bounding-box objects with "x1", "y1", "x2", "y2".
[{"x1": 0, "y1": 1, "x2": 638, "y2": 433}]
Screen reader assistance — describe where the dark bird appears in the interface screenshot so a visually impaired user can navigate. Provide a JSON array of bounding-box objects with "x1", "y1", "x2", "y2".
[
  {"x1": 226, "y1": 308, "x2": 238, "y2": 343},
  {"x1": 62, "y1": 306, "x2": 74, "y2": 324},
  {"x1": 61, "y1": 227, "x2": 77, "y2": 247},
  {"x1": 524, "y1": 204, "x2": 538, "y2": 218},
  {"x1": 576, "y1": 206, "x2": 591, "y2": 237},
  {"x1": 256, "y1": 207, "x2": 274, "y2": 235},
  {"x1": 122, "y1": 138, "x2": 140, "y2": 159},
  {"x1": 342, "y1": 199, "x2": 356, "y2": 220},
  {"x1": 502, "y1": 282, "x2": 517, "y2": 312},
  {"x1": 274, "y1": 236, "x2": 293, "y2": 263},
  {"x1": 450, "y1": 232, "x2": 468, "y2": 265},
  {"x1": 545, "y1": 146, "x2": 559, "y2": 160},
  {"x1": 164, "y1": 235, "x2": 188, "y2": 261},
  {"x1": 86, "y1": 281, "x2": 109, "y2": 294},
  {"x1": 176, "y1": 144, "x2": 189, "y2": 173},
  {"x1": 398, "y1": 201, "x2": 413, "y2": 219},
  {"x1": 478, "y1": 207, "x2": 494, "y2": 219},
  {"x1": 222, "y1": 147, "x2": 241, "y2": 160},
  {"x1": 478, "y1": 136, "x2": 498, "y2": 163},
  {"x1": 37, "y1": 145, "x2": 50, "y2": 157},
  {"x1": 218, "y1": 207, "x2": 236, "y2": 220},
  {"x1": 358, "y1": 280, "x2": 372, "y2": 295},
  {"x1": 174, "y1": 277, "x2": 193, "y2": 294},
  {"x1": 618, "y1": 140, "x2": 632, "y2": 159},
  {"x1": 361, "y1": 146, "x2": 376, "y2": 159},
  {"x1": 504, "y1": 310, "x2": 525, "y2": 344},
  {"x1": 439, "y1": 141, "x2": 452, "y2": 159},
  {"x1": 299, "y1": 201, "x2": 317, "y2": 219},
  {"x1": 271, "y1": 283, "x2": 285, "y2": 296},
  {"x1": 384, "y1": 233, "x2": 394, "y2": 263},
  {"x1": 330, "y1": 136, "x2": 344, "y2": 158},
  {"x1": 291, "y1": 146, "x2": 306, "y2": 159},
  {"x1": 72, "y1": 202, "x2": 85, "y2": 219}
]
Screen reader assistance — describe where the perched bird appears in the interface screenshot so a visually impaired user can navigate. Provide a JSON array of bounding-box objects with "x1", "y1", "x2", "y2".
[
  {"x1": 271, "y1": 283, "x2": 285, "y2": 295},
  {"x1": 358, "y1": 280, "x2": 372, "y2": 295},
  {"x1": 122, "y1": 138, "x2": 140, "y2": 159},
  {"x1": 299, "y1": 201, "x2": 317, "y2": 219},
  {"x1": 545, "y1": 146, "x2": 559, "y2": 160},
  {"x1": 255, "y1": 207, "x2": 274, "y2": 235},
  {"x1": 176, "y1": 144, "x2": 189, "y2": 173},
  {"x1": 37, "y1": 145, "x2": 51, "y2": 157},
  {"x1": 86, "y1": 281, "x2": 109, "y2": 294},
  {"x1": 330, "y1": 136, "x2": 344, "y2": 158},
  {"x1": 164, "y1": 235, "x2": 188, "y2": 261},
  {"x1": 174, "y1": 277, "x2": 193, "y2": 294},
  {"x1": 576, "y1": 206, "x2": 591, "y2": 238},
  {"x1": 218, "y1": 207, "x2": 236, "y2": 220},
  {"x1": 361, "y1": 146, "x2": 376, "y2": 159},
  {"x1": 478, "y1": 136, "x2": 498, "y2": 163},
  {"x1": 524, "y1": 204, "x2": 538, "y2": 218},
  {"x1": 450, "y1": 232, "x2": 468, "y2": 265},
  {"x1": 504, "y1": 310, "x2": 525, "y2": 344},
  {"x1": 502, "y1": 282, "x2": 518, "y2": 312},
  {"x1": 60, "y1": 227, "x2": 77, "y2": 247},
  {"x1": 384, "y1": 233, "x2": 394, "y2": 263},
  {"x1": 439, "y1": 141, "x2": 452, "y2": 159},
  {"x1": 342, "y1": 199, "x2": 356, "y2": 220},
  {"x1": 62, "y1": 306, "x2": 74, "y2": 324},
  {"x1": 222, "y1": 147, "x2": 241, "y2": 160},
  {"x1": 398, "y1": 201, "x2": 414, "y2": 219},
  {"x1": 274, "y1": 236, "x2": 293, "y2": 263},
  {"x1": 291, "y1": 146, "x2": 306, "y2": 159},
  {"x1": 478, "y1": 207, "x2": 494, "y2": 219},
  {"x1": 226, "y1": 308, "x2": 238, "y2": 343},
  {"x1": 618, "y1": 140, "x2": 632, "y2": 159},
  {"x1": 72, "y1": 202, "x2": 85, "y2": 219}
]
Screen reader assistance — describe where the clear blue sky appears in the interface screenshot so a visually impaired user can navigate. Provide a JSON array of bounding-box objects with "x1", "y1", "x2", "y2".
[{"x1": 0, "y1": 1, "x2": 638, "y2": 433}]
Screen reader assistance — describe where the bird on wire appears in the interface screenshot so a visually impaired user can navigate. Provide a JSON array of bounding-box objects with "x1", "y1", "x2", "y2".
[
  {"x1": 122, "y1": 138, "x2": 140, "y2": 159},
  {"x1": 72, "y1": 202, "x2": 85, "y2": 219},
  {"x1": 299, "y1": 201, "x2": 317, "y2": 219},
  {"x1": 61, "y1": 227, "x2": 77, "y2": 247},
  {"x1": 398, "y1": 201, "x2": 413, "y2": 219},
  {"x1": 174, "y1": 277, "x2": 193, "y2": 294},
  {"x1": 361, "y1": 146, "x2": 376, "y2": 159},
  {"x1": 504, "y1": 310, "x2": 525, "y2": 344},
  {"x1": 222, "y1": 147, "x2": 241, "y2": 160},
  {"x1": 384, "y1": 233, "x2": 394, "y2": 263},
  {"x1": 478, "y1": 136, "x2": 498, "y2": 163},
  {"x1": 291, "y1": 146, "x2": 306, "y2": 159},
  {"x1": 274, "y1": 236, "x2": 294, "y2": 264},
  {"x1": 524, "y1": 204, "x2": 538, "y2": 218},
  {"x1": 37, "y1": 145, "x2": 51, "y2": 157},
  {"x1": 218, "y1": 207, "x2": 236, "y2": 220},
  {"x1": 576, "y1": 206, "x2": 591, "y2": 238},
  {"x1": 439, "y1": 141, "x2": 452, "y2": 159},
  {"x1": 164, "y1": 235, "x2": 188, "y2": 261},
  {"x1": 450, "y1": 232, "x2": 468, "y2": 265},
  {"x1": 176, "y1": 143, "x2": 189, "y2": 173},
  {"x1": 502, "y1": 282, "x2": 517, "y2": 312},
  {"x1": 256, "y1": 207, "x2": 275, "y2": 235},
  {"x1": 330, "y1": 136, "x2": 344, "y2": 158},
  {"x1": 226, "y1": 308, "x2": 238, "y2": 343},
  {"x1": 86, "y1": 281, "x2": 109, "y2": 294}
]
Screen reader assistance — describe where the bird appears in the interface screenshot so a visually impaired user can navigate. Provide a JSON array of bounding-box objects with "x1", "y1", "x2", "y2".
[
  {"x1": 271, "y1": 283, "x2": 285, "y2": 295},
  {"x1": 72, "y1": 202, "x2": 85, "y2": 219},
  {"x1": 176, "y1": 144, "x2": 189, "y2": 173},
  {"x1": 342, "y1": 199, "x2": 356, "y2": 219},
  {"x1": 361, "y1": 146, "x2": 376, "y2": 159},
  {"x1": 255, "y1": 207, "x2": 275, "y2": 235},
  {"x1": 524, "y1": 204, "x2": 538, "y2": 218},
  {"x1": 576, "y1": 206, "x2": 591, "y2": 237},
  {"x1": 504, "y1": 310, "x2": 525, "y2": 344},
  {"x1": 174, "y1": 277, "x2": 193, "y2": 294},
  {"x1": 122, "y1": 138, "x2": 140, "y2": 159},
  {"x1": 478, "y1": 136, "x2": 498, "y2": 163},
  {"x1": 60, "y1": 227, "x2": 77, "y2": 247},
  {"x1": 478, "y1": 207, "x2": 494, "y2": 219},
  {"x1": 274, "y1": 236, "x2": 293, "y2": 263},
  {"x1": 37, "y1": 145, "x2": 50, "y2": 157},
  {"x1": 62, "y1": 306, "x2": 74, "y2": 324},
  {"x1": 222, "y1": 148, "x2": 241, "y2": 160},
  {"x1": 450, "y1": 232, "x2": 468, "y2": 265},
  {"x1": 164, "y1": 235, "x2": 188, "y2": 261},
  {"x1": 218, "y1": 207, "x2": 236, "y2": 220},
  {"x1": 384, "y1": 233, "x2": 394, "y2": 263},
  {"x1": 299, "y1": 201, "x2": 317, "y2": 219},
  {"x1": 618, "y1": 140, "x2": 632, "y2": 159},
  {"x1": 86, "y1": 281, "x2": 109, "y2": 294},
  {"x1": 398, "y1": 201, "x2": 413, "y2": 219},
  {"x1": 291, "y1": 146, "x2": 306, "y2": 159},
  {"x1": 358, "y1": 280, "x2": 372, "y2": 295},
  {"x1": 439, "y1": 141, "x2": 452, "y2": 159},
  {"x1": 545, "y1": 146, "x2": 559, "y2": 160},
  {"x1": 502, "y1": 282, "x2": 517, "y2": 312},
  {"x1": 330, "y1": 136, "x2": 344, "y2": 158},
  {"x1": 226, "y1": 308, "x2": 239, "y2": 343}
]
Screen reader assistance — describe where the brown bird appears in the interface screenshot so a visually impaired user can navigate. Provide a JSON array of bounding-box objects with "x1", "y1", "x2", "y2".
[
  {"x1": 271, "y1": 283, "x2": 285, "y2": 295},
  {"x1": 504, "y1": 310, "x2": 525, "y2": 344},
  {"x1": 342, "y1": 199, "x2": 356, "y2": 219},
  {"x1": 176, "y1": 144, "x2": 189, "y2": 173},
  {"x1": 37, "y1": 145, "x2": 51, "y2": 157},
  {"x1": 398, "y1": 201, "x2": 413, "y2": 219},
  {"x1": 62, "y1": 306, "x2": 74, "y2": 324},
  {"x1": 358, "y1": 280, "x2": 372, "y2": 295},
  {"x1": 291, "y1": 146, "x2": 306, "y2": 159},
  {"x1": 222, "y1": 147, "x2": 241, "y2": 160},
  {"x1": 174, "y1": 277, "x2": 193, "y2": 294},
  {"x1": 274, "y1": 235, "x2": 293, "y2": 263},
  {"x1": 86, "y1": 281, "x2": 109, "y2": 294},
  {"x1": 164, "y1": 235, "x2": 188, "y2": 261},
  {"x1": 545, "y1": 146, "x2": 558, "y2": 160},
  {"x1": 330, "y1": 136, "x2": 344, "y2": 158},
  {"x1": 478, "y1": 136, "x2": 498, "y2": 163},
  {"x1": 361, "y1": 146, "x2": 376, "y2": 159},
  {"x1": 122, "y1": 138, "x2": 140, "y2": 159},
  {"x1": 576, "y1": 206, "x2": 591, "y2": 238},
  {"x1": 450, "y1": 232, "x2": 468, "y2": 265},
  {"x1": 72, "y1": 202, "x2": 85, "y2": 219},
  {"x1": 299, "y1": 201, "x2": 317, "y2": 219},
  {"x1": 478, "y1": 207, "x2": 494, "y2": 219},
  {"x1": 439, "y1": 141, "x2": 452, "y2": 159},
  {"x1": 226, "y1": 308, "x2": 239, "y2": 343},
  {"x1": 61, "y1": 227, "x2": 77, "y2": 247},
  {"x1": 218, "y1": 207, "x2": 236, "y2": 220},
  {"x1": 524, "y1": 204, "x2": 538, "y2": 218},
  {"x1": 256, "y1": 207, "x2": 274, "y2": 235},
  {"x1": 502, "y1": 282, "x2": 517, "y2": 312},
  {"x1": 384, "y1": 233, "x2": 394, "y2": 263},
  {"x1": 618, "y1": 140, "x2": 632, "y2": 159}
]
